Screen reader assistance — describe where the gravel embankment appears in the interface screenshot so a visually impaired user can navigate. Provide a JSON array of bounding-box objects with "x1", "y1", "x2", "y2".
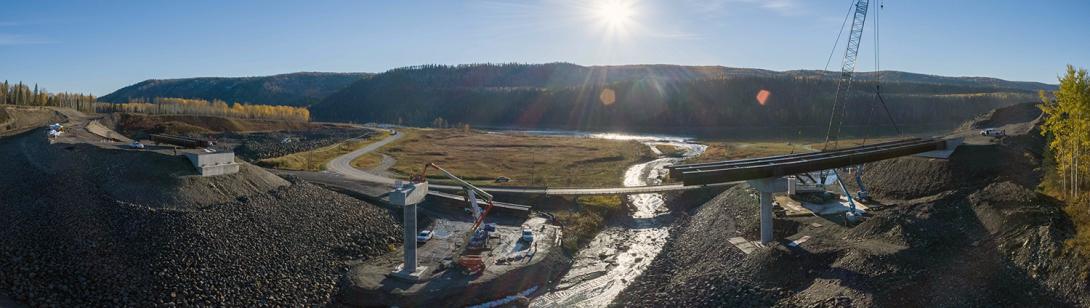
[
  {"x1": 231, "y1": 129, "x2": 374, "y2": 160},
  {"x1": 615, "y1": 105, "x2": 1090, "y2": 306},
  {"x1": 0, "y1": 130, "x2": 402, "y2": 306},
  {"x1": 614, "y1": 185, "x2": 790, "y2": 307}
]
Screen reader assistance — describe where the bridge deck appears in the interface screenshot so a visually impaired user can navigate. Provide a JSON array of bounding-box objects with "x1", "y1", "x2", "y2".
[{"x1": 668, "y1": 138, "x2": 948, "y2": 186}]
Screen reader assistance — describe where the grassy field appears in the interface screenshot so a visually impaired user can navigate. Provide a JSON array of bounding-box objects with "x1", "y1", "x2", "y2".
[
  {"x1": 691, "y1": 137, "x2": 904, "y2": 163},
  {"x1": 553, "y1": 195, "x2": 624, "y2": 252},
  {"x1": 372, "y1": 128, "x2": 654, "y2": 187},
  {"x1": 350, "y1": 152, "x2": 384, "y2": 170},
  {"x1": 258, "y1": 131, "x2": 389, "y2": 171}
]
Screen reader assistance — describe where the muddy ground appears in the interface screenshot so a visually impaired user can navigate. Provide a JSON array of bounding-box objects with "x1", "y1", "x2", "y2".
[{"x1": 615, "y1": 103, "x2": 1090, "y2": 307}]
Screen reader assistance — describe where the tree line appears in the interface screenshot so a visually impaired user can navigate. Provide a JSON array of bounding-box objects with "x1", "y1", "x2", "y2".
[
  {"x1": 1040, "y1": 65, "x2": 1089, "y2": 202},
  {"x1": 97, "y1": 97, "x2": 310, "y2": 122},
  {"x1": 0, "y1": 81, "x2": 98, "y2": 112},
  {"x1": 314, "y1": 69, "x2": 1038, "y2": 137}
]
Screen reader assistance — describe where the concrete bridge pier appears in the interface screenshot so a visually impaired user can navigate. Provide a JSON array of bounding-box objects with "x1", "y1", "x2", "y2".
[
  {"x1": 388, "y1": 181, "x2": 430, "y2": 281},
  {"x1": 747, "y1": 177, "x2": 788, "y2": 244}
]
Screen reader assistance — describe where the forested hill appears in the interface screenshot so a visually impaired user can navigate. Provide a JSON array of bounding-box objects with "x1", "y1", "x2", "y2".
[
  {"x1": 310, "y1": 63, "x2": 1055, "y2": 136},
  {"x1": 101, "y1": 72, "x2": 370, "y2": 106}
]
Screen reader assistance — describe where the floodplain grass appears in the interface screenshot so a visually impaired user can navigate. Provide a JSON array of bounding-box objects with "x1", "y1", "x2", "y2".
[
  {"x1": 378, "y1": 128, "x2": 654, "y2": 187},
  {"x1": 555, "y1": 195, "x2": 624, "y2": 253}
]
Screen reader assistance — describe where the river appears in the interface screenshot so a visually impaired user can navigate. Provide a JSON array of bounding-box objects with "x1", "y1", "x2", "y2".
[{"x1": 530, "y1": 132, "x2": 706, "y2": 307}]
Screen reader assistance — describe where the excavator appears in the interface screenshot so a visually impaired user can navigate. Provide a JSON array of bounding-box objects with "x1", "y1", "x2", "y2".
[{"x1": 412, "y1": 163, "x2": 496, "y2": 275}]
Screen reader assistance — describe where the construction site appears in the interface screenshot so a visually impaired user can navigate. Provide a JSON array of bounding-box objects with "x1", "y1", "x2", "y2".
[{"x1": 2, "y1": 0, "x2": 1089, "y2": 307}]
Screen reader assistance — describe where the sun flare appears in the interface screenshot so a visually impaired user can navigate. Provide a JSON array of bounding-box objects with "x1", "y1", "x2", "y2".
[{"x1": 592, "y1": 0, "x2": 636, "y2": 34}]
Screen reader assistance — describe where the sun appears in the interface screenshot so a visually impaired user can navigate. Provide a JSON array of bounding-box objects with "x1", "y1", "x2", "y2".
[{"x1": 592, "y1": 0, "x2": 636, "y2": 33}]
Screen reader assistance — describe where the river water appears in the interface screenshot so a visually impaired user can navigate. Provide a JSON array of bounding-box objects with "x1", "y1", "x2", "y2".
[{"x1": 531, "y1": 133, "x2": 706, "y2": 307}]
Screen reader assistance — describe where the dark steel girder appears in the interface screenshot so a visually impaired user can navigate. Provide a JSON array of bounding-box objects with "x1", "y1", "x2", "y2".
[
  {"x1": 673, "y1": 138, "x2": 948, "y2": 186},
  {"x1": 667, "y1": 138, "x2": 927, "y2": 179}
]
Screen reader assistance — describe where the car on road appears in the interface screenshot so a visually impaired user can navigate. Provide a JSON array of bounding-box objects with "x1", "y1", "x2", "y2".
[
  {"x1": 416, "y1": 230, "x2": 433, "y2": 243},
  {"x1": 520, "y1": 227, "x2": 534, "y2": 242},
  {"x1": 495, "y1": 176, "x2": 511, "y2": 183},
  {"x1": 128, "y1": 141, "x2": 145, "y2": 149}
]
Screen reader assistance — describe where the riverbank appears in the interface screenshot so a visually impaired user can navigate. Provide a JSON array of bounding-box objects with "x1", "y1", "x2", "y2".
[{"x1": 531, "y1": 135, "x2": 708, "y2": 306}]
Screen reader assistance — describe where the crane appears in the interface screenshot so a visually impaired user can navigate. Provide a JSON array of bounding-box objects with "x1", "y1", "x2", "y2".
[
  {"x1": 822, "y1": 0, "x2": 871, "y2": 151},
  {"x1": 413, "y1": 163, "x2": 496, "y2": 275},
  {"x1": 813, "y1": 0, "x2": 883, "y2": 220}
]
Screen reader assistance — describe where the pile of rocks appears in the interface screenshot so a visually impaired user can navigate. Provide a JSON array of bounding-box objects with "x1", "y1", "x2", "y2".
[
  {"x1": 0, "y1": 132, "x2": 401, "y2": 306},
  {"x1": 614, "y1": 185, "x2": 787, "y2": 307},
  {"x1": 232, "y1": 128, "x2": 373, "y2": 160}
]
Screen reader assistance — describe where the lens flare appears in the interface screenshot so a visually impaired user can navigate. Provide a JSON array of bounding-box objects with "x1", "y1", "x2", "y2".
[
  {"x1": 600, "y1": 88, "x2": 617, "y2": 106},
  {"x1": 756, "y1": 89, "x2": 771, "y2": 106}
]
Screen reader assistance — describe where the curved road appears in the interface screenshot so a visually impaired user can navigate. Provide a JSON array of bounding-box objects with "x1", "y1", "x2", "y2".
[{"x1": 324, "y1": 130, "x2": 732, "y2": 196}]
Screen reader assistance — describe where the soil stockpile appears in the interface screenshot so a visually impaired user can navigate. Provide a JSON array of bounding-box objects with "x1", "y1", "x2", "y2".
[
  {"x1": 0, "y1": 107, "x2": 65, "y2": 136},
  {"x1": 615, "y1": 104, "x2": 1090, "y2": 307},
  {"x1": 0, "y1": 131, "x2": 402, "y2": 306},
  {"x1": 16, "y1": 134, "x2": 289, "y2": 209},
  {"x1": 230, "y1": 128, "x2": 374, "y2": 160}
]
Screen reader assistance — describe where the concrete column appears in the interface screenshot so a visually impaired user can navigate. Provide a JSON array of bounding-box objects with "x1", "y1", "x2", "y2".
[
  {"x1": 403, "y1": 203, "x2": 418, "y2": 273},
  {"x1": 759, "y1": 190, "x2": 773, "y2": 244},
  {"x1": 748, "y1": 177, "x2": 785, "y2": 245}
]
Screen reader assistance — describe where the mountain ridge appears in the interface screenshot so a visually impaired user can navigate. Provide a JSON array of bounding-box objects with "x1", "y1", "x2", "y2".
[
  {"x1": 308, "y1": 63, "x2": 1053, "y2": 134},
  {"x1": 100, "y1": 72, "x2": 371, "y2": 106}
]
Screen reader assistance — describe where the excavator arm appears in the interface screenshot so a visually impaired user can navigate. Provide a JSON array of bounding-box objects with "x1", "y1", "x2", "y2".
[{"x1": 413, "y1": 162, "x2": 500, "y2": 275}]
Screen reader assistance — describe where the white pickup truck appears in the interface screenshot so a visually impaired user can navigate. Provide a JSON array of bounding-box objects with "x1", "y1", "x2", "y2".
[{"x1": 980, "y1": 128, "x2": 1006, "y2": 137}]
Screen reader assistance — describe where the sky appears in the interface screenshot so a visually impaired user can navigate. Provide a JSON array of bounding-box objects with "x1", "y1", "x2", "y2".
[{"x1": 1, "y1": 0, "x2": 1088, "y2": 95}]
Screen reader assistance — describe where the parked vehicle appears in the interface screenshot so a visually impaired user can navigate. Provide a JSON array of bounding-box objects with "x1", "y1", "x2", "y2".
[
  {"x1": 521, "y1": 227, "x2": 534, "y2": 242},
  {"x1": 416, "y1": 230, "x2": 433, "y2": 243},
  {"x1": 980, "y1": 128, "x2": 1006, "y2": 137}
]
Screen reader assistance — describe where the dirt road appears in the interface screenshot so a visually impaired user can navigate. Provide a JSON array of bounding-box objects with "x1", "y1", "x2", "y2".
[{"x1": 324, "y1": 130, "x2": 404, "y2": 185}]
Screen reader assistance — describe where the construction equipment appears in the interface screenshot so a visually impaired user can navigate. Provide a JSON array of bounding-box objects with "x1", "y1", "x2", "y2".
[
  {"x1": 820, "y1": 0, "x2": 876, "y2": 217},
  {"x1": 413, "y1": 163, "x2": 496, "y2": 275}
]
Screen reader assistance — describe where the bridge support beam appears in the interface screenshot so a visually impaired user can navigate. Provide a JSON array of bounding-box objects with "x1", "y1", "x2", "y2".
[
  {"x1": 759, "y1": 190, "x2": 774, "y2": 244},
  {"x1": 388, "y1": 181, "x2": 429, "y2": 281},
  {"x1": 747, "y1": 177, "x2": 788, "y2": 245}
]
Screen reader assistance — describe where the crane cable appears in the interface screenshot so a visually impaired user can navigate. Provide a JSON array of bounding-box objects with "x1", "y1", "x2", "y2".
[
  {"x1": 815, "y1": 0, "x2": 863, "y2": 154},
  {"x1": 859, "y1": 0, "x2": 902, "y2": 181}
]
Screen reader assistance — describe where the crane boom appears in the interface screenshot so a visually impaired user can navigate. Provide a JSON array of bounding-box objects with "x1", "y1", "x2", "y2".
[
  {"x1": 420, "y1": 163, "x2": 494, "y2": 201},
  {"x1": 822, "y1": 0, "x2": 871, "y2": 150},
  {"x1": 412, "y1": 162, "x2": 500, "y2": 275}
]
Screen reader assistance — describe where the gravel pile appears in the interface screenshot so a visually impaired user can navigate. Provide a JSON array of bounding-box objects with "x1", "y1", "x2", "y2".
[
  {"x1": 614, "y1": 185, "x2": 790, "y2": 307},
  {"x1": 615, "y1": 106, "x2": 1090, "y2": 306},
  {"x1": 231, "y1": 128, "x2": 373, "y2": 160},
  {"x1": 0, "y1": 132, "x2": 402, "y2": 306}
]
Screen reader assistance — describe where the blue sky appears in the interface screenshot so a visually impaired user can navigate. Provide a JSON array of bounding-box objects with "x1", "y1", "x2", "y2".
[{"x1": 1, "y1": 0, "x2": 1087, "y2": 95}]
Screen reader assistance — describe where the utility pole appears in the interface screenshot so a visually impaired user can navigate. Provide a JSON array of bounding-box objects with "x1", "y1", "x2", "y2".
[{"x1": 530, "y1": 141, "x2": 536, "y2": 186}]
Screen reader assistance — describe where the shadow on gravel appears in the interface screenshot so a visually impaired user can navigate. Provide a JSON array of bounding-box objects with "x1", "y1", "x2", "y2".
[{"x1": 861, "y1": 192, "x2": 1072, "y2": 306}]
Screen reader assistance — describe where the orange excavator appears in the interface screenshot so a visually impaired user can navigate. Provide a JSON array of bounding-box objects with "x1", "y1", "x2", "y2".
[{"x1": 413, "y1": 163, "x2": 496, "y2": 275}]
